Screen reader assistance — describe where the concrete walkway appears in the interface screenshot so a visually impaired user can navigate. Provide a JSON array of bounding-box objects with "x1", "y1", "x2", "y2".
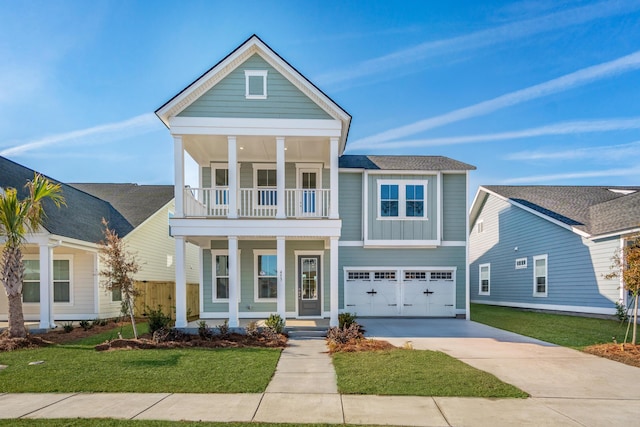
[{"x1": 2, "y1": 320, "x2": 640, "y2": 426}]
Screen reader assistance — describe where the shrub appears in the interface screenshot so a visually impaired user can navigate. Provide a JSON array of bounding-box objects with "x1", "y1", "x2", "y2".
[
  {"x1": 79, "y1": 320, "x2": 92, "y2": 331},
  {"x1": 146, "y1": 305, "x2": 173, "y2": 335},
  {"x1": 197, "y1": 320, "x2": 212, "y2": 339},
  {"x1": 152, "y1": 327, "x2": 186, "y2": 343},
  {"x1": 615, "y1": 301, "x2": 630, "y2": 322},
  {"x1": 216, "y1": 319, "x2": 230, "y2": 338},
  {"x1": 339, "y1": 312, "x2": 358, "y2": 329},
  {"x1": 245, "y1": 320, "x2": 259, "y2": 337},
  {"x1": 62, "y1": 322, "x2": 74, "y2": 333},
  {"x1": 265, "y1": 314, "x2": 285, "y2": 334},
  {"x1": 327, "y1": 323, "x2": 363, "y2": 345}
]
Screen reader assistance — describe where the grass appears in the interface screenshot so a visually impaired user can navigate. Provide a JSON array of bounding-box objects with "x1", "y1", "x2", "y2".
[
  {"x1": 0, "y1": 421, "x2": 390, "y2": 427},
  {"x1": 0, "y1": 324, "x2": 280, "y2": 393},
  {"x1": 332, "y1": 349, "x2": 528, "y2": 398},
  {"x1": 471, "y1": 303, "x2": 629, "y2": 349}
]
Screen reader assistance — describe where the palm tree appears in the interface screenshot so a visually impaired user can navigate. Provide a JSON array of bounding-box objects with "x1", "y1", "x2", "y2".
[{"x1": 0, "y1": 174, "x2": 65, "y2": 338}]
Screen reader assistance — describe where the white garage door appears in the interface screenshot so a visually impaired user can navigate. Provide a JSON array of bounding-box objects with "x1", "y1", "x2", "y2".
[
  {"x1": 344, "y1": 271, "x2": 398, "y2": 316},
  {"x1": 345, "y1": 269, "x2": 456, "y2": 317},
  {"x1": 402, "y1": 271, "x2": 455, "y2": 317}
]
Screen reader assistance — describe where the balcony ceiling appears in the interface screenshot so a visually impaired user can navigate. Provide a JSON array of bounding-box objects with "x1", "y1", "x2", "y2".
[{"x1": 184, "y1": 135, "x2": 329, "y2": 165}]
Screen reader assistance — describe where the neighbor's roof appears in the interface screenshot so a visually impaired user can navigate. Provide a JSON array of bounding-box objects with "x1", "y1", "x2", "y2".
[
  {"x1": 0, "y1": 156, "x2": 132, "y2": 243},
  {"x1": 339, "y1": 155, "x2": 476, "y2": 171},
  {"x1": 69, "y1": 183, "x2": 174, "y2": 228},
  {"x1": 478, "y1": 185, "x2": 640, "y2": 237}
]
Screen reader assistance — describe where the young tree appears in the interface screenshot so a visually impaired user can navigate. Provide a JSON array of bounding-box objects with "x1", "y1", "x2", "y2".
[
  {"x1": 0, "y1": 174, "x2": 65, "y2": 338},
  {"x1": 606, "y1": 234, "x2": 640, "y2": 345},
  {"x1": 99, "y1": 218, "x2": 141, "y2": 339}
]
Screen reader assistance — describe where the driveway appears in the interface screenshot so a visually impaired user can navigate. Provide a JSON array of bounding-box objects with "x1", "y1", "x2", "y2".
[{"x1": 360, "y1": 318, "x2": 640, "y2": 399}]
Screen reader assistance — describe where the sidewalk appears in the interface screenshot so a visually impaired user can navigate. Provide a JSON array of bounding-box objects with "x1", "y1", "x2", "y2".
[{"x1": 1, "y1": 332, "x2": 640, "y2": 426}]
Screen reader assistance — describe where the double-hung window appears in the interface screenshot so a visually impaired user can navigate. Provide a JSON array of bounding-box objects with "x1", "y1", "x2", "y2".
[
  {"x1": 210, "y1": 164, "x2": 229, "y2": 212},
  {"x1": 53, "y1": 260, "x2": 71, "y2": 303},
  {"x1": 23, "y1": 259, "x2": 40, "y2": 303},
  {"x1": 256, "y1": 167, "x2": 277, "y2": 206},
  {"x1": 479, "y1": 264, "x2": 490, "y2": 295},
  {"x1": 378, "y1": 180, "x2": 428, "y2": 219},
  {"x1": 255, "y1": 251, "x2": 277, "y2": 300},
  {"x1": 212, "y1": 251, "x2": 230, "y2": 300},
  {"x1": 533, "y1": 255, "x2": 548, "y2": 297},
  {"x1": 22, "y1": 257, "x2": 72, "y2": 303}
]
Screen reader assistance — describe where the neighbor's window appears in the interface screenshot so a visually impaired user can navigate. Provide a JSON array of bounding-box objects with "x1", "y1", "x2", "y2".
[
  {"x1": 533, "y1": 255, "x2": 548, "y2": 297},
  {"x1": 477, "y1": 220, "x2": 484, "y2": 234},
  {"x1": 22, "y1": 259, "x2": 40, "y2": 303},
  {"x1": 112, "y1": 287, "x2": 122, "y2": 302},
  {"x1": 479, "y1": 264, "x2": 490, "y2": 295},
  {"x1": 256, "y1": 252, "x2": 277, "y2": 299},
  {"x1": 515, "y1": 258, "x2": 527, "y2": 269},
  {"x1": 245, "y1": 70, "x2": 268, "y2": 99}
]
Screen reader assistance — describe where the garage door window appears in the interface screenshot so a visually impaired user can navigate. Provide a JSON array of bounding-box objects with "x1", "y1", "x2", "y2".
[
  {"x1": 374, "y1": 271, "x2": 396, "y2": 280},
  {"x1": 405, "y1": 271, "x2": 427, "y2": 280},
  {"x1": 430, "y1": 271, "x2": 452, "y2": 280},
  {"x1": 347, "y1": 271, "x2": 370, "y2": 281}
]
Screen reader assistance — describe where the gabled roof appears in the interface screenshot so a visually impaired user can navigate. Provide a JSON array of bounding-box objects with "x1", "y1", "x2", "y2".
[
  {"x1": 472, "y1": 185, "x2": 640, "y2": 238},
  {"x1": 155, "y1": 34, "x2": 352, "y2": 150},
  {"x1": 339, "y1": 155, "x2": 476, "y2": 171},
  {"x1": 0, "y1": 156, "x2": 132, "y2": 243},
  {"x1": 68, "y1": 183, "x2": 174, "y2": 228}
]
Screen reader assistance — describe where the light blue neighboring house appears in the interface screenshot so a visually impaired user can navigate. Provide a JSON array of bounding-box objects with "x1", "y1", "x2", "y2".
[
  {"x1": 156, "y1": 35, "x2": 475, "y2": 327},
  {"x1": 469, "y1": 185, "x2": 640, "y2": 315}
]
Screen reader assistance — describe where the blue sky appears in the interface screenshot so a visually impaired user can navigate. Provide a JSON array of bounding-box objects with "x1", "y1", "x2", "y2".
[{"x1": 2, "y1": 0, "x2": 640, "y2": 197}]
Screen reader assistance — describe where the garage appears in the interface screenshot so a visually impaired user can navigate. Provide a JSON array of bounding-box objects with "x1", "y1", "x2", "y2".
[{"x1": 344, "y1": 268, "x2": 455, "y2": 317}]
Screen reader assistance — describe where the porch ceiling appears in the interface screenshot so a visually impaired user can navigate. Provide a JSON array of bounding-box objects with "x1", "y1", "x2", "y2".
[{"x1": 184, "y1": 135, "x2": 329, "y2": 166}]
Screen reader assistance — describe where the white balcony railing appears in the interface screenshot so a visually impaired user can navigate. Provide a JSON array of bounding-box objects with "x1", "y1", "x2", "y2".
[{"x1": 183, "y1": 187, "x2": 330, "y2": 218}]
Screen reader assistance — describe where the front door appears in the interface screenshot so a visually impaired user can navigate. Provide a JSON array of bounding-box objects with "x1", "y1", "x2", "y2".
[{"x1": 298, "y1": 255, "x2": 321, "y2": 316}]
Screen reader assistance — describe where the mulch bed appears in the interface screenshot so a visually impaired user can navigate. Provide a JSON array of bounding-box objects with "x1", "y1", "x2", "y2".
[
  {"x1": 95, "y1": 333, "x2": 287, "y2": 351},
  {"x1": 327, "y1": 338, "x2": 396, "y2": 354},
  {"x1": 583, "y1": 343, "x2": 640, "y2": 368}
]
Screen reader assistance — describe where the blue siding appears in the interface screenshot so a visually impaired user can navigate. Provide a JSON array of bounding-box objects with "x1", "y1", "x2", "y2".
[
  {"x1": 179, "y1": 54, "x2": 332, "y2": 120},
  {"x1": 442, "y1": 174, "x2": 466, "y2": 241},
  {"x1": 339, "y1": 172, "x2": 363, "y2": 241},
  {"x1": 469, "y1": 195, "x2": 621, "y2": 312}
]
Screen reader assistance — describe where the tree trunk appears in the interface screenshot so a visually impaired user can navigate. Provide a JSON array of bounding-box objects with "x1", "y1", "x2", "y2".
[
  {"x1": 633, "y1": 294, "x2": 638, "y2": 346},
  {"x1": 127, "y1": 295, "x2": 138, "y2": 339},
  {"x1": 7, "y1": 293, "x2": 27, "y2": 338}
]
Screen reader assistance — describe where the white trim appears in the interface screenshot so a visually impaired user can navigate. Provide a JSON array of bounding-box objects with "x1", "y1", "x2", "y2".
[
  {"x1": 339, "y1": 168, "x2": 365, "y2": 173},
  {"x1": 363, "y1": 170, "x2": 369, "y2": 243},
  {"x1": 515, "y1": 257, "x2": 528, "y2": 269},
  {"x1": 479, "y1": 263, "x2": 490, "y2": 296},
  {"x1": 198, "y1": 311, "x2": 301, "y2": 319},
  {"x1": 199, "y1": 248, "x2": 204, "y2": 314},
  {"x1": 93, "y1": 253, "x2": 99, "y2": 316},
  {"x1": 366, "y1": 170, "x2": 467, "y2": 175},
  {"x1": 170, "y1": 218, "x2": 342, "y2": 238},
  {"x1": 364, "y1": 240, "x2": 439, "y2": 248},
  {"x1": 465, "y1": 170, "x2": 470, "y2": 321},
  {"x1": 254, "y1": 249, "x2": 277, "y2": 302},
  {"x1": 376, "y1": 179, "x2": 429, "y2": 220},
  {"x1": 338, "y1": 241, "x2": 364, "y2": 247},
  {"x1": 294, "y1": 250, "x2": 324, "y2": 317},
  {"x1": 244, "y1": 69, "x2": 267, "y2": 99},
  {"x1": 471, "y1": 300, "x2": 616, "y2": 316},
  {"x1": 592, "y1": 227, "x2": 640, "y2": 240},
  {"x1": 533, "y1": 254, "x2": 548, "y2": 297},
  {"x1": 211, "y1": 250, "x2": 230, "y2": 302},
  {"x1": 168, "y1": 117, "x2": 343, "y2": 138},
  {"x1": 441, "y1": 241, "x2": 466, "y2": 247},
  {"x1": 437, "y1": 171, "x2": 442, "y2": 242}
]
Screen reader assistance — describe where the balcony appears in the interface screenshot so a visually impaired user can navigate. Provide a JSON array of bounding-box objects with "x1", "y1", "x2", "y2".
[{"x1": 184, "y1": 187, "x2": 331, "y2": 218}]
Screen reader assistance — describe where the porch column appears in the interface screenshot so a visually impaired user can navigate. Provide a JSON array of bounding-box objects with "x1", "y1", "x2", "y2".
[
  {"x1": 39, "y1": 243, "x2": 53, "y2": 329},
  {"x1": 330, "y1": 236, "x2": 339, "y2": 326},
  {"x1": 277, "y1": 236, "x2": 286, "y2": 320},
  {"x1": 174, "y1": 236, "x2": 187, "y2": 328},
  {"x1": 276, "y1": 137, "x2": 286, "y2": 219},
  {"x1": 228, "y1": 236, "x2": 239, "y2": 327},
  {"x1": 174, "y1": 135, "x2": 184, "y2": 217},
  {"x1": 329, "y1": 137, "x2": 339, "y2": 219},
  {"x1": 228, "y1": 136, "x2": 238, "y2": 219}
]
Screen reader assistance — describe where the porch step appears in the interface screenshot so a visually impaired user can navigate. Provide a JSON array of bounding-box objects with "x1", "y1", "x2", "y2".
[{"x1": 286, "y1": 327, "x2": 328, "y2": 338}]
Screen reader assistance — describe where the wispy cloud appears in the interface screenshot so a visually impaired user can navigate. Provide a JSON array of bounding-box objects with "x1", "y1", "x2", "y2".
[
  {"x1": 349, "y1": 50, "x2": 640, "y2": 149},
  {"x1": 361, "y1": 117, "x2": 640, "y2": 149},
  {"x1": 502, "y1": 166, "x2": 640, "y2": 184},
  {"x1": 505, "y1": 140, "x2": 640, "y2": 161},
  {"x1": 317, "y1": 0, "x2": 640, "y2": 87},
  {"x1": 0, "y1": 113, "x2": 160, "y2": 156}
]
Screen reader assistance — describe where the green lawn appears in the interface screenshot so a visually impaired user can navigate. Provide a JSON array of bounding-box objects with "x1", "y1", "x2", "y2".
[
  {"x1": 0, "y1": 324, "x2": 280, "y2": 393},
  {"x1": 332, "y1": 349, "x2": 527, "y2": 398},
  {"x1": 471, "y1": 303, "x2": 627, "y2": 348}
]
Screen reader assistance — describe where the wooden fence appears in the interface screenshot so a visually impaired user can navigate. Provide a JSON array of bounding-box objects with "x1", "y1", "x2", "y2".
[{"x1": 133, "y1": 281, "x2": 199, "y2": 321}]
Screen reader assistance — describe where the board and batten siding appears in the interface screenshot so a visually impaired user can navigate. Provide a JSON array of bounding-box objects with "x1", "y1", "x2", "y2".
[
  {"x1": 469, "y1": 194, "x2": 621, "y2": 313},
  {"x1": 367, "y1": 174, "x2": 438, "y2": 241},
  {"x1": 178, "y1": 54, "x2": 332, "y2": 120},
  {"x1": 338, "y1": 171, "x2": 363, "y2": 241},
  {"x1": 442, "y1": 173, "x2": 467, "y2": 242},
  {"x1": 203, "y1": 239, "x2": 329, "y2": 315},
  {"x1": 338, "y1": 246, "x2": 466, "y2": 311},
  {"x1": 126, "y1": 201, "x2": 199, "y2": 284}
]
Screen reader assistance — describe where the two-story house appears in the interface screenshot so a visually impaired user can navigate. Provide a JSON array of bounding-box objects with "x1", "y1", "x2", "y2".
[{"x1": 156, "y1": 35, "x2": 475, "y2": 328}]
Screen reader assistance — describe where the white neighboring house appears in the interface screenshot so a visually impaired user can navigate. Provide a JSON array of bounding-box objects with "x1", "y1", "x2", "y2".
[{"x1": 0, "y1": 156, "x2": 199, "y2": 329}]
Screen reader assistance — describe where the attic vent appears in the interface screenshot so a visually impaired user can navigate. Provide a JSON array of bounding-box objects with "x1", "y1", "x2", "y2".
[
  {"x1": 245, "y1": 70, "x2": 268, "y2": 99},
  {"x1": 608, "y1": 189, "x2": 637, "y2": 195}
]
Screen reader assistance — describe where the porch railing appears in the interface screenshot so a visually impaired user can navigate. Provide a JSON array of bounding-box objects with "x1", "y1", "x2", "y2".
[{"x1": 183, "y1": 188, "x2": 330, "y2": 218}]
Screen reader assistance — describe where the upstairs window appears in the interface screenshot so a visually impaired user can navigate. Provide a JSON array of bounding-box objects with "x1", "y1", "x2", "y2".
[
  {"x1": 256, "y1": 168, "x2": 277, "y2": 206},
  {"x1": 245, "y1": 70, "x2": 268, "y2": 99},
  {"x1": 378, "y1": 180, "x2": 428, "y2": 219}
]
